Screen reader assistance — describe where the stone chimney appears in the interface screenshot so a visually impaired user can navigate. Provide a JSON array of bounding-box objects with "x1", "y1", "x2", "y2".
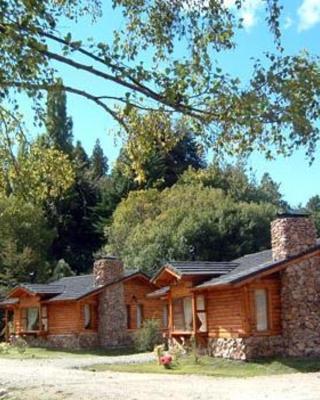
[
  {"x1": 93, "y1": 256, "x2": 124, "y2": 287},
  {"x1": 271, "y1": 211, "x2": 317, "y2": 261},
  {"x1": 93, "y1": 256, "x2": 129, "y2": 348}
]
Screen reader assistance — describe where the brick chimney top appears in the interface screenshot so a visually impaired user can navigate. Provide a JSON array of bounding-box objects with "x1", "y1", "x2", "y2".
[
  {"x1": 271, "y1": 213, "x2": 317, "y2": 262},
  {"x1": 276, "y1": 210, "x2": 310, "y2": 219},
  {"x1": 93, "y1": 256, "x2": 124, "y2": 287}
]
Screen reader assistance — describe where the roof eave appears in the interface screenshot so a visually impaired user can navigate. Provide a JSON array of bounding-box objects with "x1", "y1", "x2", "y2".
[{"x1": 195, "y1": 246, "x2": 320, "y2": 290}]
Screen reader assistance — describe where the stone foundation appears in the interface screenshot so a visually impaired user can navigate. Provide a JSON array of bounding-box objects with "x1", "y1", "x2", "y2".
[
  {"x1": 208, "y1": 336, "x2": 284, "y2": 360},
  {"x1": 24, "y1": 333, "x2": 99, "y2": 349},
  {"x1": 281, "y1": 253, "x2": 320, "y2": 357}
]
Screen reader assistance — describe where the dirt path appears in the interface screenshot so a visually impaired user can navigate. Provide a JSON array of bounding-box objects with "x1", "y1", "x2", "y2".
[{"x1": 0, "y1": 356, "x2": 320, "y2": 400}]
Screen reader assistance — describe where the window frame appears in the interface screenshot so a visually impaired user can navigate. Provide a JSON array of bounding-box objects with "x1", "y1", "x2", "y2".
[
  {"x1": 162, "y1": 304, "x2": 169, "y2": 329},
  {"x1": 172, "y1": 296, "x2": 193, "y2": 333},
  {"x1": 126, "y1": 305, "x2": 132, "y2": 330},
  {"x1": 195, "y1": 294, "x2": 207, "y2": 333},
  {"x1": 83, "y1": 303, "x2": 94, "y2": 330},
  {"x1": 21, "y1": 307, "x2": 40, "y2": 332},
  {"x1": 252, "y1": 288, "x2": 271, "y2": 334},
  {"x1": 136, "y1": 304, "x2": 144, "y2": 329}
]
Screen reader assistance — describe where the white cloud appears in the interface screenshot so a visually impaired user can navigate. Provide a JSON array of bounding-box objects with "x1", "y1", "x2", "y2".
[
  {"x1": 298, "y1": 0, "x2": 320, "y2": 31},
  {"x1": 284, "y1": 16, "x2": 293, "y2": 30},
  {"x1": 224, "y1": 0, "x2": 263, "y2": 30},
  {"x1": 185, "y1": 0, "x2": 263, "y2": 31}
]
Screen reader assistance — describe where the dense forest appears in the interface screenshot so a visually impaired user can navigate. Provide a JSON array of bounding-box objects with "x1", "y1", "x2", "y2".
[{"x1": 0, "y1": 85, "x2": 319, "y2": 295}]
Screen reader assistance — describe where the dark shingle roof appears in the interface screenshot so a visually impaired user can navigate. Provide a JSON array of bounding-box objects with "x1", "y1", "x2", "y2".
[
  {"x1": 47, "y1": 269, "x2": 144, "y2": 302},
  {"x1": 4, "y1": 269, "x2": 146, "y2": 303},
  {"x1": 0, "y1": 297, "x2": 19, "y2": 306},
  {"x1": 47, "y1": 275, "x2": 95, "y2": 301},
  {"x1": 20, "y1": 283, "x2": 64, "y2": 295},
  {"x1": 168, "y1": 261, "x2": 238, "y2": 276},
  {"x1": 196, "y1": 241, "x2": 320, "y2": 289},
  {"x1": 196, "y1": 249, "x2": 273, "y2": 289}
]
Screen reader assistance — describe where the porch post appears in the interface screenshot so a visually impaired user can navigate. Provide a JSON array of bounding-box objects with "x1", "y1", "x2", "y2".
[
  {"x1": 168, "y1": 293, "x2": 173, "y2": 337},
  {"x1": 192, "y1": 292, "x2": 197, "y2": 336},
  {"x1": 4, "y1": 308, "x2": 8, "y2": 342}
]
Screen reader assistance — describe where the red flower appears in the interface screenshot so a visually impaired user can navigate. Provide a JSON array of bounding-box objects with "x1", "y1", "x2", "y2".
[{"x1": 160, "y1": 354, "x2": 172, "y2": 366}]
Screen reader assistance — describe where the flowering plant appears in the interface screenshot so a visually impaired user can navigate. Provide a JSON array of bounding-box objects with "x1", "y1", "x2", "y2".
[{"x1": 159, "y1": 354, "x2": 173, "y2": 369}]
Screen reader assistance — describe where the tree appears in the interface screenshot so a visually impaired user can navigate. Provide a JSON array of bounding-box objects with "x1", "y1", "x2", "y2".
[
  {"x1": 0, "y1": 110, "x2": 75, "y2": 204},
  {"x1": 178, "y1": 162, "x2": 286, "y2": 208},
  {"x1": 1, "y1": 1, "x2": 320, "y2": 163},
  {"x1": 0, "y1": 196, "x2": 55, "y2": 289},
  {"x1": 73, "y1": 140, "x2": 90, "y2": 169},
  {"x1": 45, "y1": 82, "x2": 73, "y2": 154},
  {"x1": 118, "y1": 130, "x2": 205, "y2": 188},
  {"x1": 306, "y1": 195, "x2": 320, "y2": 212},
  {"x1": 51, "y1": 259, "x2": 75, "y2": 281},
  {"x1": 90, "y1": 139, "x2": 108, "y2": 180},
  {"x1": 306, "y1": 195, "x2": 320, "y2": 235},
  {"x1": 106, "y1": 185, "x2": 277, "y2": 274}
]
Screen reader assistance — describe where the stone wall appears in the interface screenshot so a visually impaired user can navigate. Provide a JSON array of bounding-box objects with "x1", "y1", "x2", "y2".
[
  {"x1": 24, "y1": 333, "x2": 99, "y2": 349},
  {"x1": 271, "y1": 216, "x2": 317, "y2": 261},
  {"x1": 281, "y1": 253, "x2": 320, "y2": 357},
  {"x1": 208, "y1": 336, "x2": 284, "y2": 360},
  {"x1": 93, "y1": 257, "x2": 129, "y2": 348}
]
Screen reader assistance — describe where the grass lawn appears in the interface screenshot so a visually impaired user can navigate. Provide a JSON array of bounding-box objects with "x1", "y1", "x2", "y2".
[
  {"x1": 0, "y1": 346, "x2": 136, "y2": 359},
  {"x1": 86, "y1": 355, "x2": 320, "y2": 378}
]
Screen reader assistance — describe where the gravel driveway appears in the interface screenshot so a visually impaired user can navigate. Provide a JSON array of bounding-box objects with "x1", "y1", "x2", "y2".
[{"x1": 0, "y1": 354, "x2": 320, "y2": 400}]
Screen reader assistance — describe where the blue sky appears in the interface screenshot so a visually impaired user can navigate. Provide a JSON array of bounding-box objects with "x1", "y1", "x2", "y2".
[{"x1": 21, "y1": 0, "x2": 320, "y2": 206}]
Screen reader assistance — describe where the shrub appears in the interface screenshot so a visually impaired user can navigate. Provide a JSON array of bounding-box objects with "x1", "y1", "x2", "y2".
[
  {"x1": 10, "y1": 335, "x2": 28, "y2": 354},
  {"x1": 0, "y1": 342, "x2": 10, "y2": 354},
  {"x1": 134, "y1": 319, "x2": 162, "y2": 352}
]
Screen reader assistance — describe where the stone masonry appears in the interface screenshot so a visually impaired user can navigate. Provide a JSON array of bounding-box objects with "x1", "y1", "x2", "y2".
[
  {"x1": 208, "y1": 336, "x2": 284, "y2": 360},
  {"x1": 281, "y1": 253, "x2": 320, "y2": 356},
  {"x1": 25, "y1": 333, "x2": 99, "y2": 349},
  {"x1": 274, "y1": 214, "x2": 320, "y2": 357},
  {"x1": 93, "y1": 257, "x2": 129, "y2": 347},
  {"x1": 271, "y1": 215, "x2": 317, "y2": 261}
]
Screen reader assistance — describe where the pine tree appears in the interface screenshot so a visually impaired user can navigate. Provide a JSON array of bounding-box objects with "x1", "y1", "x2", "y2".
[
  {"x1": 90, "y1": 139, "x2": 108, "y2": 180},
  {"x1": 45, "y1": 81, "x2": 73, "y2": 154}
]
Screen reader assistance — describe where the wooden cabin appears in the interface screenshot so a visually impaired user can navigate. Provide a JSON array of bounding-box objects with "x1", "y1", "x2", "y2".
[
  {"x1": 148, "y1": 212, "x2": 320, "y2": 359},
  {"x1": 149, "y1": 256, "x2": 282, "y2": 358},
  {"x1": 0, "y1": 266, "x2": 164, "y2": 349}
]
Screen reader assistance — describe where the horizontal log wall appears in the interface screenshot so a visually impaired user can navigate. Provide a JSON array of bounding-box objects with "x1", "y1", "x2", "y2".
[
  {"x1": 207, "y1": 288, "x2": 245, "y2": 338},
  {"x1": 124, "y1": 278, "x2": 163, "y2": 330},
  {"x1": 11, "y1": 294, "x2": 99, "y2": 336}
]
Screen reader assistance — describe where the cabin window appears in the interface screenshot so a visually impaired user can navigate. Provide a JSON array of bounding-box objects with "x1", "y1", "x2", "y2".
[
  {"x1": 254, "y1": 289, "x2": 269, "y2": 332},
  {"x1": 162, "y1": 304, "x2": 169, "y2": 329},
  {"x1": 41, "y1": 306, "x2": 48, "y2": 331},
  {"x1": 196, "y1": 295, "x2": 207, "y2": 332},
  {"x1": 83, "y1": 304, "x2": 92, "y2": 329},
  {"x1": 173, "y1": 297, "x2": 193, "y2": 332},
  {"x1": 126, "y1": 305, "x2": 132, "y2": 329},
  {"x1": 136, "y1": 304, "x2": 144, "y2": 329},
  {"x1": 22, "y1": 307, "x2": 40, "y2": 331}
]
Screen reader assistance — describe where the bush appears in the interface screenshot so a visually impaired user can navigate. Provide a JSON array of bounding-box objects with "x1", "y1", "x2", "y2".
[
  {"x1": 0, "y1": 342, "x2": 10, "y2": 354},
  {"x1": 134, "y1": 319, "x2": 163, "y2": 352},
  {"x1": 10, "y1": 335, "x2": 28, "y2": 354}
]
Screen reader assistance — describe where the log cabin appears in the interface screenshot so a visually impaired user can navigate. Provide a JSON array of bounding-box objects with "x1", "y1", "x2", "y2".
[
  {"x1": 2, "y1": 211, "x2": 320, "y2": 360},
  {"x1": 0, "y1": 258, "x2": 164, "y2": 349},
  {"x1": 148, "y1": 211, "x2": 320, "y2": 359}
]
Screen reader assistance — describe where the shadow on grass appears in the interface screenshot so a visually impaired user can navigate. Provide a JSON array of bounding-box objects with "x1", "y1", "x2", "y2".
[
  {"x1": 85, "y1": 355, "x2": 320, "y2": 377},
  {"x1": 251, "y1": 357, "x2": 320, "y2": 373},
  {"x1": 39, "y1": 346, "x2": 138, "y2": 357}
]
